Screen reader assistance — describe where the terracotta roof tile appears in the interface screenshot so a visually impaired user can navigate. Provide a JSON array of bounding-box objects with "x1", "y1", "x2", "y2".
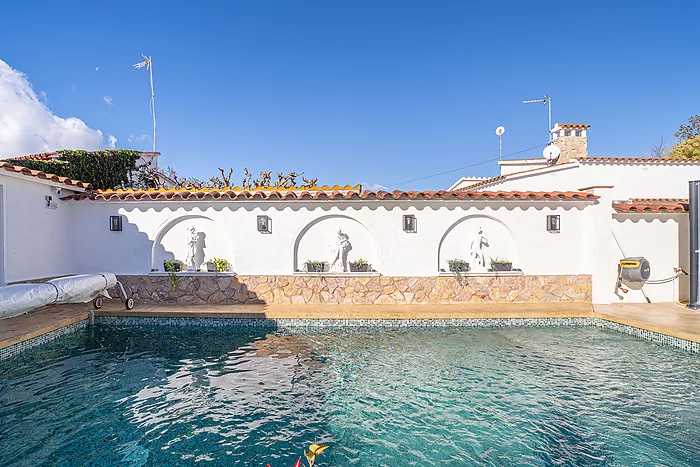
[
  {"x1": 556, "y1": 123, "x2": 590, "y2": 129},
  {"x1": 613, "y1": 202, "x2": 688, "y2": 213},
  {"x1": 62, "y1": 189, "x2": 598, "y2": 202},
  {"x1": 629, "y1": 198, "x2": 688, "y2": 203},
  {"x1": 10, "y1": 152, "x2": 59, "y2": 161},
  {"x1": 580, "y1": 157, "x2": 700, "y2": 164},
  {"x1": 0, "y1": 161, "x2": 92, "y2": 190}
]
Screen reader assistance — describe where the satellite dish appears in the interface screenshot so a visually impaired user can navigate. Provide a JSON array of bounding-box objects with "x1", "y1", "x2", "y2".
[
  {"x1": 543, "y1": 144, "x2": 560, "y2": 161},
  {"x1": 495, "y1": 126, "x2": 505, "y2": 136}
]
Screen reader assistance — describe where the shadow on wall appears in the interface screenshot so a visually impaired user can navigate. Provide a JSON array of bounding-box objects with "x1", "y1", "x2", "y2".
[
  {"x1": 75, "y1": 210, "x2": 161, "y2": 277},
  {"x1": 117, "y1": 273, "x2": 264, "y2": 305},
  {"x1": 150, "y1": 214, "x2": 233, "y2": 271}
]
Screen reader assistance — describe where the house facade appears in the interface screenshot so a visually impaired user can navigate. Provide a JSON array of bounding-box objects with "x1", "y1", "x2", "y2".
[{"x1": 0, "y1": 126, "x2": 695, "y2": 306}]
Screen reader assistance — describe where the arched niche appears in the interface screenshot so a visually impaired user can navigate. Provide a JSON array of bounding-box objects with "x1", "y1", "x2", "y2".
[
  {"x1": 294, "y1": 215, "x2": 378, "y2": 272},
  {"x1": 438, "y1": 215, "x2": 519, "y2": 272},
  {"x1": 151, "y1": 214, "x2": 233, "y2": 271}
]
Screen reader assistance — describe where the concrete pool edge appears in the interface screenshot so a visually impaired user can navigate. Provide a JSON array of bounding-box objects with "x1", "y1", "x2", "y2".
[{"x1": 2, "y1": 302, "x2": 699, "y2": 361}]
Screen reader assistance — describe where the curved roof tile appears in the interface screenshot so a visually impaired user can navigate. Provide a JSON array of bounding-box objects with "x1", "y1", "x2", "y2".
[
  {"x1": 613, "y1": 202, "x2": 688, "y2": 213},
  {"x1": 62, "y1": 189, "x2": 598, "y2": 202},
  {"x1": 0, "y1": 161, "x2": 92, "y2": 190}
]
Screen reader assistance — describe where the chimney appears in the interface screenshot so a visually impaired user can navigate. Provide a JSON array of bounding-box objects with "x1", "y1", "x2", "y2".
[{"x1": 551, "y1": 123, "x2": 589, "y2": 164}]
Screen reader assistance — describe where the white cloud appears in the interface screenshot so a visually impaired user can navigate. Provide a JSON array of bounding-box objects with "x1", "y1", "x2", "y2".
[
  {"x1": 0, "y1": 59, "x2": 116, "y2": 159},
  {"x1": 107, "y1": 135, "x2": 117, "y2": 149},
  {"x1": 95, "y1": 67, "x2": 99, "y2": 72},
  {"x1": 103, "y1": 96, "x2": 113, "y2": 106},
  {"x1": 39, "y1": 90, "x2": 48, "y2": 104},
  {"x1": 128, "y1": 134, "x2": 151, "y2": 146},
  {"x1": 361, "y1": 181, "x2": 387, "y2": 191}
]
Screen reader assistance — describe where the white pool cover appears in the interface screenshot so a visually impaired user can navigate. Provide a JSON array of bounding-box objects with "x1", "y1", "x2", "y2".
[{"x1": 0, "y1": 273, "x2": 117, "y2": 319}]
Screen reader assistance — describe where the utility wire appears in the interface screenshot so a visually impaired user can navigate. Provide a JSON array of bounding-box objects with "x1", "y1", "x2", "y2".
[{"x1": 386, "y1": 143, "x2": 546, "y2": 188}]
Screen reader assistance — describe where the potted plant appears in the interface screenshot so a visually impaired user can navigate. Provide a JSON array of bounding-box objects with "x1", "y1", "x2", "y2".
[
  {"x1": 447, "y1": 259, "x2": 470, "y2": 273},
  {"x1": 350, "y1": 258, "x2": 370, "y2": 272},
  {"x1": 163, "y1": 259, "x2": 184, "y2": 273},
  {"x1": 163, "y1": 259, "x2": 184, "y2": 290},
  {"x1": 305, "y1": 260, "x2": 327, "y2": 273},
  {"x1": 490, "y1": 257, "x2": 513, "y2": 272},
  {"x1": 205, "y1": 258, "x2": 231, "y2": 272}
]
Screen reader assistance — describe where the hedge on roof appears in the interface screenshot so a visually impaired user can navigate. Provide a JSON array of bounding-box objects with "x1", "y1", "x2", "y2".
[
  {"x1": 6, "y1": 159, "x2": 69, "y2": 174},
  {"x1": 5, "y1": 149, "x2": 142, "y2": 190}
]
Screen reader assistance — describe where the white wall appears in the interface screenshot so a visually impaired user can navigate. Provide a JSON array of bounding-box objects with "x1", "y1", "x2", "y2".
[
  {"x1": 0, "y1": 174, "x2": 79, "y2": 283},
  {"x1": 610, "y1": 213, "x2": 689, "y2": 304},
  {"x1": 2, "y1": 173, "x2": 689, "y2": 305},
  {"x1": 468, "y1": 161, "x2": 700, "y2": 200},
  {"x1": 68, "y1": 199, "x2": 594, "y2": 277}
]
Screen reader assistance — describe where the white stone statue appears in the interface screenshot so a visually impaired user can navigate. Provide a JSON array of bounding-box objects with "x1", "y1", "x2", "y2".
[
  {"x1": 185, "y1": 226, "x2": 198, "y2": 271},
  {"x1": 469, "y1": 227, "x2": 489, "y2": 271},
  {"x1": 330, "y1": 229, "x2": 352, "y2": 272}
]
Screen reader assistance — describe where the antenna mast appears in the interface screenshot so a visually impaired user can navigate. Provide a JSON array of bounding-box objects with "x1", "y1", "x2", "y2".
[
  {"x1": 133, "y1": 54, "x2": 156, "y2": 152},
  {"x1": 523, "y1": 95, "x2": 552, "y2": 142},
  {"x1": 495, "y1": 126, "x2": 505, "y2": 159}
]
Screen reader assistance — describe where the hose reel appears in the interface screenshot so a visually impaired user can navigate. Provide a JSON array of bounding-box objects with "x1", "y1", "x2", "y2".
[
  {"x1": 619, "y1": 257, "x2": 651, "y2": 283},
  {"x1": 615, "y1": 257, "x2": 651, "y2": 301}
]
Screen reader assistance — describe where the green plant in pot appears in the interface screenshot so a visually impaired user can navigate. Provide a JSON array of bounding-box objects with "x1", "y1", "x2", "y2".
[
  {"x1": 350, "y1": 258, "x2": 370, "y2": 272},
  {"x1": 305, "y1": 260, "x2": 327, "y2": 273},
  {"x1": 206, "y1": 258, "x2": 231, "y2": 273},
  {"x1": 163, "y1": 259, "x2": 184, "y2": 289},
  {"x1": 447, "y1": 259, "x2": 470, "y2": 273},
  {"x1": 490, "y1": 257, "x2": 513, "y2": 272}
]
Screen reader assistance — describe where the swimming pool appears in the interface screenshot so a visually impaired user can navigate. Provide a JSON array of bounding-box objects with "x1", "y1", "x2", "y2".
[{"x1": 1, "y1": 325, "x2": 698, "y2": 466}]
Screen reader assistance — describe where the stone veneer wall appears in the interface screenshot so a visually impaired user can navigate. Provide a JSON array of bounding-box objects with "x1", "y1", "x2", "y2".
[
  {"x1": 117, "y1": 275, "x2": 592, "y2": 305},
  {"x1": 554, "y1": 135, "x2": 588, "y2": 164}
]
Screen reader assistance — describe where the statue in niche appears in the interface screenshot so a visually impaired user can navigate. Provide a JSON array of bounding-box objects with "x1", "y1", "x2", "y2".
[
  {"x1": 469, "y1": 227, "x2": 489, "y2": 270},
  {"x1": 330, "y1": 229, "x2": 352, "y2": 272},
  {"x1": 185, "y1": 226, "x2": 198, "y2": 271}
]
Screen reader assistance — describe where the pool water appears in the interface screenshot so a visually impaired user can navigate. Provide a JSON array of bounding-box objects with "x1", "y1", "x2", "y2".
[{"x1": 1, "y1": 325, "x2": 699, "y2": 466}]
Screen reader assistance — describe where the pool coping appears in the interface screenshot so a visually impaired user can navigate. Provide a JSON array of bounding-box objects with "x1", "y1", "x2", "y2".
[{"x1": 1, "y1": 302, "x2": 699, "y2": 361}]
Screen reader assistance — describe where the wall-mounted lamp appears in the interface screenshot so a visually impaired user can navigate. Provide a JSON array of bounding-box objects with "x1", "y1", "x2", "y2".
[
  {"x1": 110, "y1": 215, "x2": 123, "y2": 232},
  {"x1": 257, "y1": 215, "x2": 271, "y2": 233},
  {"x1": 546, "y1": 214, "x2": 560, "y2": 233},
  {"x1": 45, "y1": 195, "x2": 57, "y2": 210},
  {"x1": 403, "y1": 214, "x2": 417, "y2": 233}
]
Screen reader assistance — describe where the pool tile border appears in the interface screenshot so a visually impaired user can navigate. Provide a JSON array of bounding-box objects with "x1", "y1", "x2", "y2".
[
  {"x1": 94, "y1": 316, "x2": 596, "y2": 328},
  {"x1": 594, "y1": 319, "x2": 700, "y2": 353},
  {"x1": 0, "y1": 319, "x2": 89, "y2": 363},
  {"x1": 2, "y1": 315, "x2": 698, "y2": 363}
]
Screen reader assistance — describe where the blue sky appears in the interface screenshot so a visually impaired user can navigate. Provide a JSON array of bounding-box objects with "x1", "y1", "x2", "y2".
[{"x1": 2, "y1": 0, "x2": 698, "y2": 190}]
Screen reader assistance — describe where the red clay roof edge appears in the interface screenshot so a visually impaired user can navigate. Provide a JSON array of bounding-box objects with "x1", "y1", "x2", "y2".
[
  {"x1": 61, "y1": 189, "x2": 599, "y2": 202},
  {"x1": 0, "y1": 161, "x2": 92, "y2": 190}
]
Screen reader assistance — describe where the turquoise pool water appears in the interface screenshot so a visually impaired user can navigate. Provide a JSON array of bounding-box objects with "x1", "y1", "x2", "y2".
[{"x1": 1, "y1": 325, "x2": 699, "y2": 466}]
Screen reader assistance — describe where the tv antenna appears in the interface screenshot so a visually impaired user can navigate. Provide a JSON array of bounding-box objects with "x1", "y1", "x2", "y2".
[
  {"x1": 133, "y1": 54, "x2": 157, "y2": 152},
  {"x1": 495, "y1": 126, "x2": 505, "y2": 159},
  {"x1": 523, "y1": 95, "x2": 552, "y2": 142}
]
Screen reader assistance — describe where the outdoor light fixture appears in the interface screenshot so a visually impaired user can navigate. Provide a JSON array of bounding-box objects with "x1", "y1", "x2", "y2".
[
  {"x1": 110, "y1": 215, "x2": 123, "y2": 232},
  {"x1": 403, "y1": 214, "x2": 417, "y2": 233},
  {"x1": 547, "y1": 215, "x2": 560, "y2": 233},
  {"x1": 257, "y1": 215, "x2": 271, "y2": 233},
  {"x1": 44, "y1": 195, "x2": 57, "y2": 210}
]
